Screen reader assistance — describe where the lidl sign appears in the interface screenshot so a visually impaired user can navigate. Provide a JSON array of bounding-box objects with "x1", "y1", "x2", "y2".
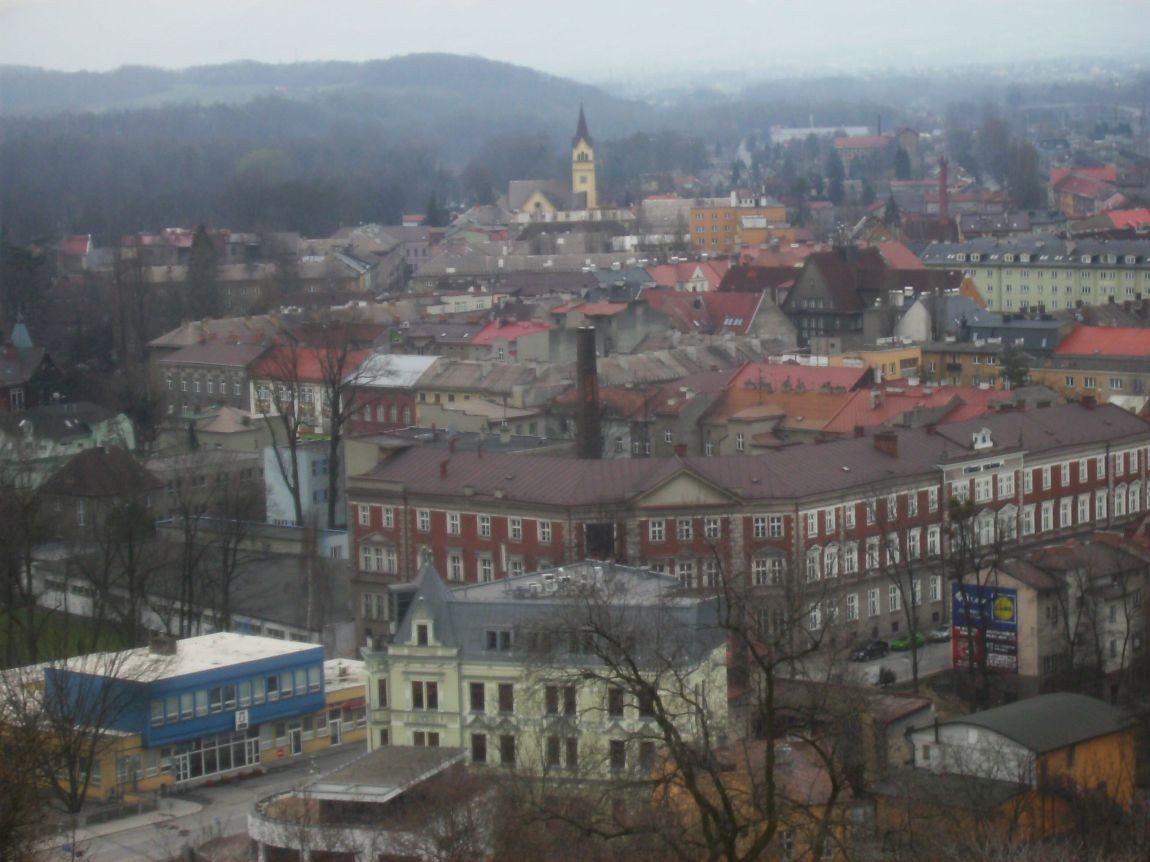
[{"x1": 951, "y1": 582, "x2": 1018, "y2": 673}]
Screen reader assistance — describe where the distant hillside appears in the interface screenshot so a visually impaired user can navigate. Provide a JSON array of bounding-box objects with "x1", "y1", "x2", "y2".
[{"x1": 0, "y1": 54, "x2": 655, "y2": 151}]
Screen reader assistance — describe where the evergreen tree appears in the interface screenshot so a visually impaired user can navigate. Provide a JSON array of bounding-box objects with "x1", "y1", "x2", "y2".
[
  {"x1": 423, "y1": 195, "x2": 450, "y2": 228},
  {"x1": 862, "y1": 180, "x2": 876, "y2": 207},
  {"x1": 825, "y1": 150, "x2": 845, "y2": 205},
  {"x1": 186, "y1": 225, "x2": 220, "y2": 320},
  {"x1": 894, "y1": 146, "x2": 911, "y2": 180},
  {"x1": 1001, "y1": 342, "x2": 1030, "y2": 389},
  {"x1": 883, "y1": 193, "x2": 901, "y2": 226}
]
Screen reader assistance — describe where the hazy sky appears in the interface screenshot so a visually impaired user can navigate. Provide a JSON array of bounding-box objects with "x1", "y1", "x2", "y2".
[{"x1": 1, "y1": 0, "x2": 1147, "y2": 82}]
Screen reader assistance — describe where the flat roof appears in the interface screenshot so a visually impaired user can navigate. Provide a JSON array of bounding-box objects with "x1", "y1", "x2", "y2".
[
  {"x1": 60, "y1": 633, "x2": 321, "y2": 682},
  {"x1": 305, "y1": 745, "x2": 466, "y2": 803}
]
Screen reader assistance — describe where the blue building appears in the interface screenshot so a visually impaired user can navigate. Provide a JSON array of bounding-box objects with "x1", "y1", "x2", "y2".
[{"x1": 45, "y1": 633, "x2": 332, "y2": 793}]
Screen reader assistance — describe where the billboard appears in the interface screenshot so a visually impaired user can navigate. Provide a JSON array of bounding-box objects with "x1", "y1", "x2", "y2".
[{"x1": 951, "y1": 582, "x2": 1018, "y2": 673}]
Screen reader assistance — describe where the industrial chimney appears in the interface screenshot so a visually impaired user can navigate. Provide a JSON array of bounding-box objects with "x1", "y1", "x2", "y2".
[
  {"x1": 575, "y1": 326, "x2": 603, "y2": 459},
  {"x1": 938, "y1": 155, "x2": 949, "y2": 224}
]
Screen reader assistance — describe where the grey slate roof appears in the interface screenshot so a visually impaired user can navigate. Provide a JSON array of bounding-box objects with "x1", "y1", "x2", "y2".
[
  {"x1": 359, "y1": 403, "x2": 1150, "y2": 506},
  {"x1": 942, "y1": 693, "x2": 1130, "y2": 754},
  {"x1": 393, "y1": 561, "x2": 725, "y2": 665}
]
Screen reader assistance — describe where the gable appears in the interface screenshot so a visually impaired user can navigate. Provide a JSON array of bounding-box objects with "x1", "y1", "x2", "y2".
[{"x1": 633, "y1": 470, "x2": 740, "y2": 508}]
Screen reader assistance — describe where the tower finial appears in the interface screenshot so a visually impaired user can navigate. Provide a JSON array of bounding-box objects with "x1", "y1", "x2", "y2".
[{"x1": 573, "y1": 104, "x2": 592, "y2": 148}]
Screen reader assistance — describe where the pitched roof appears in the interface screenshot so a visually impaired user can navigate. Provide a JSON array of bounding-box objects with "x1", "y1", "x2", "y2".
[
  {"x1": 157, "y1": 341, "x2": 270, "y2": 369},
  {"x1": 942, "y1": 693, "x2": 1129, "y2": 754},
  {"x1": 148, "y1": 316, "x2": 281, "y2": 350},
  {"x1": 573, "y1": 104, "x2": 592, "y2": 147},
  {"x1": 358, "y1": 403, "x2": 1149, "y2": 506},
  {"x1": 1055, "y1": 325, "x2": 1150, "y2": 358},
  {"x1": 251, "y1": 346, "x2": 371, "y2": 383},
  {"x1": 469, "y1": 320, "x2": 551, "y2": 346},
  {"x1": 822, "y1": 385, "x2": 1007, "y2": 435},
  {"x1": 41, "y1": 446, "x2": 163, "y2": 498},
  {"x1": 354, "y1": 354, "x2": 440, "y2": 389},
  {"x1": 834, "y1": 135, "x2": 892, "y2": 150}
]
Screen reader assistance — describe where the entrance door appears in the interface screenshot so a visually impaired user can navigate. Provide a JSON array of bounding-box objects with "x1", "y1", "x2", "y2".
[
  {"x1": 175, "y1": 753, "x2": 191, "y2": 782},
  {"x1": 289, "y1": 727, "x2": 303, "y2": 756},
  {"x1": 329, "y1": 719, "x2": 342, "y2": 746}
]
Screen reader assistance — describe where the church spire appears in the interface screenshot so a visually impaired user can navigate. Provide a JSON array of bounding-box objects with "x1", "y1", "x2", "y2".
[{"x1": 573, "y1": 103, "x2": 592, "y2": 148}]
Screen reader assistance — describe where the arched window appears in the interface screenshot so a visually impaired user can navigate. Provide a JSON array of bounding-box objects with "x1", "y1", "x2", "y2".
[
  {"x1": 1114, "y1": 484, "x2": 1128, "y2": 517},
  {"x1": 1128, "y1": 481, "x2": 1140, "y2": 514},
  {"x1": 805, "y1": 546, "x2": 821, "y2": 582},
  {"x1": 389, "y1": 405, "x2": 399, "y2": 424},
  {"x1": 823, "y1": 544, "x2": 839, "y2": 579}
]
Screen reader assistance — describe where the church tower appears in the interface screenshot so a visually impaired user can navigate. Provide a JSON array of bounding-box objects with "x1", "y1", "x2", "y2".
[{"x1": 571, "y1": 105, "x2": 597, "y2": 210}]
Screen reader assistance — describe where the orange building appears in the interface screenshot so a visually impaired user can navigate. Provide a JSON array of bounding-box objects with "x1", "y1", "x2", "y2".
[
  {"x1": 876, "y1": 693, "x2": 1136, "y2": 854},
  {"x1": 690, "y1": 194, "x2": 788, "y2": 255}
]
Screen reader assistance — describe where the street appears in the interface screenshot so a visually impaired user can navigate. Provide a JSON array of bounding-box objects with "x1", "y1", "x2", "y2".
[
  {"x1": 55, "y1": 743, "x2": 367, "y2": 862},
  {"x1": 788, "y1": 638, "x2": 954, "y2": 688}
]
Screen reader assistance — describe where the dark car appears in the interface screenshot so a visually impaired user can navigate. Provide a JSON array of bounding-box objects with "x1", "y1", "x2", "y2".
[{"x1": 850, "y1": 639, "x2": 889, "y2": 662}]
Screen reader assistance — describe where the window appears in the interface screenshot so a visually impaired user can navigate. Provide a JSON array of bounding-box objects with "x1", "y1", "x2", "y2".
[
  {"x1": 846, "y1": 593, "x2": 859, "y2": 621},
  {"x1": 478, "y1": 515, "x2": 492, "y2": 538},
  {"x1": 806, "y1": 511, "x2": 818, "y2": 536},
  {"x1": 677, "y1": 519, "x2": 693, "y2": 541},
  {"x1": 358, "y1": 505, "x2": 370, "y2": 527},
  {"x1": 806, "y1": 548, "x2": 821, "y2": 582},
  {"x1": 469, "y1": 682, "x2": 485, "y2": 713},
  {"x1": 416, "y1": 623, "x2": 429, "y2": 646},
  {"x1": 907, "y1": 527, "x2": 921, "y2": 560},
  {"x1": 866, "y1": 501, "x2": 877, "y2": 525},
  {"x1": 1097, "y1": 455, "x2": 1107, "y2": 479},
  {"x1": 703, "y1": 558, "x2": 720, "y2": 587},
  {"x1": 1042, "y1": 500, "x2": 1054, "y2": 531},
  {"x1": 471, "y1": 733, "x2": 487, "y2": 764},
  {"x1": 769, "y1": 515, "x2": 784, "y2": 537},
  {"x1": 735, "y1": 432, "x2": 745, "y2": 452},
  {"x1": 927, "y1": 525, "x2": 940, "y2": 556},
  {"x1": 866, "y1": 537, "x2": 880, "y2": 570},
  {"x1": 411, "y1": 681, "x2": 438, "y2": 711},
  {"x1": 889, "y1": 584, "x2": 901, "y2": 613},
  {"x1": 539, "y1": 520, "x2": 553, "y2": 543},
  {"x1": 509, "y1": 518, "x2": 522, "y2": 541},
  {"x1": 843, "y1": 543, "x2": 858, "y2": 574},
  {"x1": 499, "y1": 735, "x2": 516, "y2": 767},
  {"x1": 417, "y1": 509, "x2": 430, "y2": 532},
  {"x1": 824, "y1": 545, "x2": 839, "y2": 578},
  {"x1": 448, "y1": 554, "x2": 464, "y2": 581},
  {"x1": 704, "y1": 517, "x2": 721, "y2": 539},
  {"x1": 649, "y1": 519, "x2": 665, "y2": 543},
  {"x1": 608, "y1": 687, "x2": 624, "y2": 717},
  {"x1": 1060, "y1": 462, "x2": 1071, "y2": 486},
  {"x1": 844, "y1": 505, "x2": 856, "y2": 529},
  {"x1": 929, "y1": 575, "x2": 942, "y2": 603},
  {"x1": 610, "y1": 739, "x2": 627, "y2": 771},
  {"x1": 1022, "y1": 506, "x2": 1035, "y2": 536},
  {"x1": 998, "y1": 473, "x2": 1015, "y2": 499},
  {"x1": 1084, "y1": 377, "x2": 1097, "y2": 389},
  {"x1": 447, "y1": 512, "x2": 461, "y2": 535},
  {"x1": 479, "y1": 557, "x2": 494, "y2": 582},
  {"x1": 664, "y1": 429, "x2": 673, "y2": 444},
  {"x1": 1078, "y1": 494, "x2": 1090, "y2": 524},
  {"x1": 498, "y1": 683, "x2": 514, "y2": 714},
  {"x1": 928, "y1": 487, "x2": 939, "y2": 512},
  {"x1": 1042, "y1": 466, "x2": 1051, "y2": 490},
  {"x1": 885, "y1": 533, "x2": 900, "y2": 566},
  {"x1": 975, "y1": 476, "x2": 993, "y2": 503},
  {"x1": 1079, "y1": 459, "x2": 1088, "y2": 482},
  {"x1": 1060, "y1": 497, "x2": 1073, "y2": 528},
  {"x1": 886, "y1": 494, "x2": 898, "y2": 519},
  {"x1": 907, "y1": 493, "x2": 918, "y2": 518},
  {"x1": 867, "y1": 589, "x2": 880, "y2": 617},
  {"x1": 485, "y1": 628, "x2": 513, "y2": 651}
]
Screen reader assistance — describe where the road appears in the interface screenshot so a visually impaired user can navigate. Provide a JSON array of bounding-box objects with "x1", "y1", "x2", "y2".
[
  {"x1": 58, "y1": 743, "x2": 367, "y2": 862},
  {"x1": 789, "y1": 638, "x2": 954, "y2": 688}
]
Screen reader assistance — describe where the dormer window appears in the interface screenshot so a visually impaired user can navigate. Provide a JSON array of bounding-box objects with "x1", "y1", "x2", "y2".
[
  {"x1": 969, "y1": 253, "x2": 980, "y2": 263},
  {"x1": 1020, "y1": 254, "x2": 1030, "y2": 263},
  {"x1": 1004, "y1": 254, "x2": 1015, "y2": 263},
  {"x1": 972, "y1": 428, "x2": 993, "y2": 450},
  {"x1": 956, "y1": 253, "x2": 967, "y2": 262},
  {"x1": 1081, "y1": 255, "x2": 1092, "y2": 263},
  {"x1": 1124, "y1": 255, "x2": 1136, "y2": 265},
  {"x1": 416, "y1": 623, "x2": 429, "y2": 646}
]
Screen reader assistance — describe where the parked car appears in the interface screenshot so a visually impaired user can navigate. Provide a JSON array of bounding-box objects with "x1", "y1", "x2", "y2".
[
  {"x1": 850, "y1": 639, "x2": 889, "y2": 661},
  {"x1": 928, "y1": 625, "x2": 952, "y2": 643},
  {"x1": 890, "y1": 632, "x2": 926, "y2": 651}
]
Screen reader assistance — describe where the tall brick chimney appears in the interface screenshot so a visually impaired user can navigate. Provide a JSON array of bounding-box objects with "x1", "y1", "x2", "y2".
[
  {"x1": 938, "y1": 155, "x2": 949, "y2": 224},
  {"x1": 874, "y1": 430, "x2": 899, "y2": 458},
  {"x1": 575, "y1": 326, "x2": 603, "y2": 459}
]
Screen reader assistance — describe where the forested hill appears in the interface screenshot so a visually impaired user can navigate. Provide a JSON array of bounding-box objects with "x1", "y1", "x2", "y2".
[{"x1": 0, "y1": 53, "x2": 653, "y2": 146}]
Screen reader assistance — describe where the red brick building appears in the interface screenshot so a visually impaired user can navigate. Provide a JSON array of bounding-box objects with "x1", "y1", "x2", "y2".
[
  {"x1": 346, "y1": 354, "x2": 439, "y2": 435},
  {"x1": 346, "y1": 403, "x2": 1150, "y2": 646}
]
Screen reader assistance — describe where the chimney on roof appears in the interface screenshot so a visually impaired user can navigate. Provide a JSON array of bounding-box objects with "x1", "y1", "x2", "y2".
[
  {"x1": 938, "y1": 156, "x2": 949, "y2": 224},
  {"x1": 853, "y1": 425, "x2": 865, "y2": 438},
  {"x1": 874, "y1": 430, "x2": 899, "y2": 458},
  {"x1": 1082, "y1": 396, "x2": 1097, "y2": 409},
  {"x1": 440, "y1": 458, "x2": 449, "y2": 478},
  {"x1": 149, "y1": 632, "x2": 178, "y2": 656},
  {"x1": 575, "y1": 326, "x2": 603, "y2": 460}
]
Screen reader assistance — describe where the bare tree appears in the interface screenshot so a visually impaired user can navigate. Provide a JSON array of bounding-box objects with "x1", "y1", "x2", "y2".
[
  {"x1": 258, "y1": 342, "x2": 308, "y2": 526},
  {"x1": 511, "y1": 561, "x2": 850, "y2": 862}
]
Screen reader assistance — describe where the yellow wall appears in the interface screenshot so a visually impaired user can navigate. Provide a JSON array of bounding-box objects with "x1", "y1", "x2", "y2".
[
  {"x1": 690, "y1": 204, "x2": 789, "y2": 253},
  {"x1": 828, "y1": 345, "x2": 922, "y2": 381},
  {"x1": 572, "y1": 140, "x2": 597, "y2": 209}
]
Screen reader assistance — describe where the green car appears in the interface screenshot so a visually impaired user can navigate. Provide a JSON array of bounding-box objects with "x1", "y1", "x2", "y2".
[{"x1": 889, "y1": 632, "x2": 925, "y2": 651}]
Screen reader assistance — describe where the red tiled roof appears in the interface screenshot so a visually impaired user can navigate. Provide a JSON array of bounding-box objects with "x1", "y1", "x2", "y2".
[
  {"x1": 645, "y1": 261, "x2": 728, "y2": 290},
  {"x1": 876, "y1": 241, "x2": 924, "y2": 270},
  {"x1": 578, "y1": 303, "x2": 629, "y2": 317},
  {"x1": 822, "y1": 385, "x2": 1005, "y2": 435},
  {"x1": 1051, "y1": 165, "x2": 1117, "y2": 186},
  {"x1": 469, "y1": 320, "x2": 552, "y2": 345},
  {"x1": 251, "y1": 346, "x2": 371, "y2": 383},
  {"x1": 729, "y1": 362, "x2": 868, "y2": 393},
  {"x1": 643, "y1": 291, "x2": 763, "y2": 335},
  {"x1": 1055, "y1": 325, "x2": 1150, "y2": 358},
  {"x1": 1107, "y1": 209, "x2": 1150, "y2": 230},
  {"x1": 834, "y1": 135, "x2": 891, "y2": 150},
  {"x1": 63, "y1": 235, "x2": 92, "y2": 257},
  {"x1": 1051, "y1": 173, "x2": 1113, "y2": 199}
]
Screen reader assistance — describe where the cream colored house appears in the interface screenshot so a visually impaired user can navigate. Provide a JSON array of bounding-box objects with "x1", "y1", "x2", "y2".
[{"x1": 363, "y1": 561, "x2": 728, "y2": 777}]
